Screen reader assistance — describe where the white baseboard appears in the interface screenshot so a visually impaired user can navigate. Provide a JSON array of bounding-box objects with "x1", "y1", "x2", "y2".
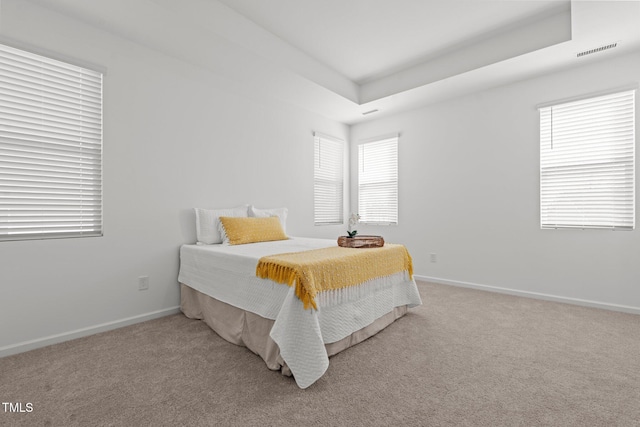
[
  {"x1": 0, "y1": 306, "x2": 181, "y2": 358},
  {"x1": 414, "y1": 275, "x2": 640, "y2": 315}
]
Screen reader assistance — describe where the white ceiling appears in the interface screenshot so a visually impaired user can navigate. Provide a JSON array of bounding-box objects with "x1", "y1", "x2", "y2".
[
  {"x1": 22, "y1": 0, "x2": 640, "y2": 124},
  {"x1": 216, "y1": 0, "x2": 567, "y2": 84}
]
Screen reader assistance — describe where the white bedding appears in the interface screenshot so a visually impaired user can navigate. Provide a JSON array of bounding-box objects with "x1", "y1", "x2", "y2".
[{"x1": 178, "y1": 237, "x2": 422, "y2": 388}]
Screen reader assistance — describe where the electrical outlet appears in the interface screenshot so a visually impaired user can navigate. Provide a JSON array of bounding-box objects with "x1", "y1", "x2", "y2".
[
  {"x1": 138, "y1": 276, "x2": 149, "y2": 291},
  {"x1": 429, "y1": 253, "x2": 438, "y2": 263}
]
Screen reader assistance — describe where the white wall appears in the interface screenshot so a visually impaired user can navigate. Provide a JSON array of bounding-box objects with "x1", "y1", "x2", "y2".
[
  {"x1": 350, "y1": 51, "x2": 640, "y2": 311},
  {"x1": 0, "y1": 0, "x2": 347, "y2": 353}
]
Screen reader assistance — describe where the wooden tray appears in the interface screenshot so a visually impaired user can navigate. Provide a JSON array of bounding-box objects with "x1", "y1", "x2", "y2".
[{"x1": 337, "y1": 235, "x2": 384, "y2": 248}]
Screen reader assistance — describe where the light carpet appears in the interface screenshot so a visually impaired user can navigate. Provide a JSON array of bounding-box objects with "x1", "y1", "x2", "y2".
[{"x1": 1, "y1": 281, "x2": 639, "y2": 426}]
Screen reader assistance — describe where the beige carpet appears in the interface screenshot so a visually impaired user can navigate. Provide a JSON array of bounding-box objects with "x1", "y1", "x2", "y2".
[{"x1": 1, "y1": 281, "x2": 639, "y2": 427}]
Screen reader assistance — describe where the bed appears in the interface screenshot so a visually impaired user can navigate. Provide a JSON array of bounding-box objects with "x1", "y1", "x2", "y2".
[{"x1": 178, "y1": 236, "x2": 422, "y2": 388}]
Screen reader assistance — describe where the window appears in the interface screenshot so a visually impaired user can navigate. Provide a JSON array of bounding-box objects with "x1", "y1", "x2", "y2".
[
  {"x1": 358, "y1": 136, "x2": 398, "y2": 224},
  {"x1": 0, "y1": 43, "x2": 103, "y2": 241},
  {"x1": 314, "y1": 132, "x2": 343, "y2": 225},
  {"x1": 539, "y1": 89, "x2": 635, "y2": 230}
]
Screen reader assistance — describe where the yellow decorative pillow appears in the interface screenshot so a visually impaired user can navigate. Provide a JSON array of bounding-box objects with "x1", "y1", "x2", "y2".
[{"x1": 218, "y1": 216, "x2": 288, "y2": 245}]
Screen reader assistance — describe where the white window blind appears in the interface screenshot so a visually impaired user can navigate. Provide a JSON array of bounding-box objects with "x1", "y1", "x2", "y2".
[
  {"x1": 358, "y1": 136, "x2": 398, "y2": 224},
  {"x1": 539, "y1": 89, "x2": 635, "y2": 230},
  {"x1": 314, "y1": 132, "x2": 343, "y2": 225},
  {"x1": 0, "y1": 43, "x2": 103, "y2": 241}
]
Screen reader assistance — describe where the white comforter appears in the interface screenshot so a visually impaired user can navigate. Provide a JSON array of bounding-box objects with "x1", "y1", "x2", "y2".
[{"x1": 178, "y1": 237, "x2": 422, "y2": 388}]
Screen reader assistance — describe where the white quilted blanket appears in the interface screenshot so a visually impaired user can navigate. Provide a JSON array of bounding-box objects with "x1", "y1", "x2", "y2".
[{"x1": 178, "y1": 237, "x2": 422, "y2": 388}]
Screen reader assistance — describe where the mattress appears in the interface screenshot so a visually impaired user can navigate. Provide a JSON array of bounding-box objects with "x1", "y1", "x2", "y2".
[{"x1": 178, "y1": 237, "x2": 422, "y2": 388}]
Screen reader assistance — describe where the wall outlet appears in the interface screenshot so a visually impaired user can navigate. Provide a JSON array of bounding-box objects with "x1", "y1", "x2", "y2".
[
  {"x1": 138, "y1": 276, "x2": 149, "y2": 291},
  {"x1": 429, "y1": 253, "x2": 438, "y2": 263}
]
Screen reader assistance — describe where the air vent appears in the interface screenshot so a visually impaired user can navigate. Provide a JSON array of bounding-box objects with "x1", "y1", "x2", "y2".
[
  {"x1": 362, "y1": 109, "x2": 379, "y2": 116},
  {"x1": 577, "y1": 43, "x2": 617, "y2": 58}
]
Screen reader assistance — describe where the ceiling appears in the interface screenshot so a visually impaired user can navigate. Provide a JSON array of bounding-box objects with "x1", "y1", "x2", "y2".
[
  {"x1": 217, "y1": 0, "x2": 568, "y2": 84},
  {"x1": 21, "y1": 0, "x2": 640, "y2": 124}
]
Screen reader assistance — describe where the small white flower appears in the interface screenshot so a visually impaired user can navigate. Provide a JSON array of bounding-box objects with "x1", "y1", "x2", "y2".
[
  {"x1": 347, "y1": 213, "x2": 360, "y2": 236},
  {"x1": 348, "y1": 213, "x2": 360, "y2": 228}
]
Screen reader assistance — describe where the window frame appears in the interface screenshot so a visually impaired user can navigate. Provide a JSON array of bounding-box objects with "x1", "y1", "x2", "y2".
[
  {"x1": 313, "y1": 132, "x2": 344, "y2": 226},
  {"x1": 0, "y1": 42, "x2": 104, "y2": 242},
  {"x1": 538, "y1": 88, "x2": 636, "y2": 230},
  {"x1": 357, "y1": 135, "x2": 399, "y2": 225}
]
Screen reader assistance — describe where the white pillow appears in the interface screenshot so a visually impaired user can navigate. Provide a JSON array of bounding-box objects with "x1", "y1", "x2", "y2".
[
  {"x1": 194, "y1": 205, "x2": 248, "y2": 244},
  {"x1": 248, "y1": 206, "x2": 288, "y2": 233}
]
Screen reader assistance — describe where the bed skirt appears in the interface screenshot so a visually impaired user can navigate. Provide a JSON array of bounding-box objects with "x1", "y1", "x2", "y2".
[{"x1": 180, "y1": 283, "x2": 408, "y2": 378}]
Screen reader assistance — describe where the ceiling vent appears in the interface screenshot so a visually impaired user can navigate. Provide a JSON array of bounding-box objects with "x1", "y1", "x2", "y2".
[{"x1": 577, "y1": 43, "x2": 617, "y2": 58}]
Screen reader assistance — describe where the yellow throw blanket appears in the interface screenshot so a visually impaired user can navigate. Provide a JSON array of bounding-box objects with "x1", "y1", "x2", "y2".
[{"x1": 256, "y1": 244, "x2": 413, "y2": 310}]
